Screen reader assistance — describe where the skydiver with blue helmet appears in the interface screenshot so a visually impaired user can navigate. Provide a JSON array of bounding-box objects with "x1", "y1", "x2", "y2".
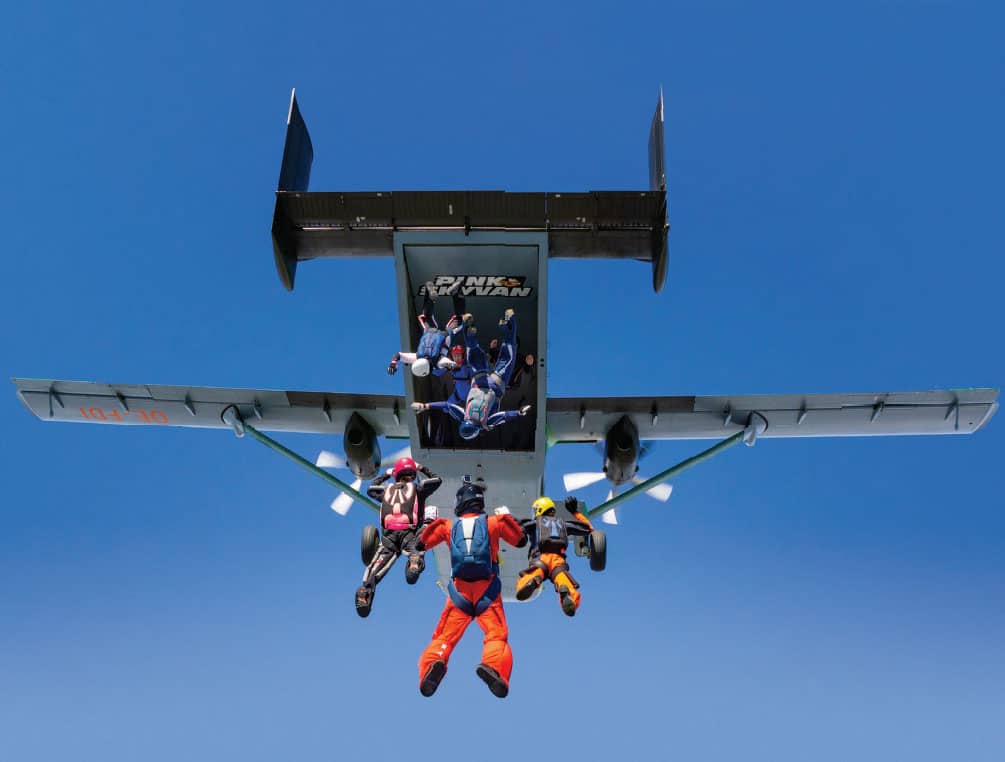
[
  {"x1": 412, "y1": 308, "x2": 531, "y2": 440},
  {"x1": 387, "y1": 281, "x2": 469, "y2": 378}
]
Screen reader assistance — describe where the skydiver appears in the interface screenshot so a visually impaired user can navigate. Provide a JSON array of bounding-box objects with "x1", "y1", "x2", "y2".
[
  {"x1": 411, "y1": 309, "x2": 531, "y2": 440},
  {"x1": 414, "y1": 479, "x2": 527, "y2": 698},
  {"x1": 515, "y1": 496, "x2": 594, "y2": 616},
  {"x1": 387, "y1": 281, "x2": 468, "y2": 378},
  {"x1": 354, "y1": 457, "x2": 442, "y2": 618}
]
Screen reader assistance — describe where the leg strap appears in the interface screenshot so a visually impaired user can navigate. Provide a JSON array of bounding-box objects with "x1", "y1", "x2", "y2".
[{"x1": 447, "y1": 576, "x2": 501, "y2": 617}]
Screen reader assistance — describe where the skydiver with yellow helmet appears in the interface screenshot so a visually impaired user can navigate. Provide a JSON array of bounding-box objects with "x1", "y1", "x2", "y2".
[{"x1": 515, "y1": 495, "x2": 594, "y2": 616}]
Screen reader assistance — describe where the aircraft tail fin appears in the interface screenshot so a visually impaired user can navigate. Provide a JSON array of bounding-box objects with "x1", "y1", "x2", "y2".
[{"x1": 272, "y1": 88, "x2": 315, "y2": 290}]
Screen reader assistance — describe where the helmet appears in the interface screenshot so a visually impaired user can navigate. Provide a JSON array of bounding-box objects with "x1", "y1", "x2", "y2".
[
  {"x1": 532, "y1": 497, "x2": 556, "y2": 517},
  {"x1": 455, "y1": 482, "x2": 485, "y2": 515},
  {"x1": 393, "y1": 457, "x2": 418, "y2": 481},
  {"x1": 411, "y1": 358, "x2": 431, "y2": 377},
  {"x1": 458, "y1": 420, "x2": 481, "y2": 440}
]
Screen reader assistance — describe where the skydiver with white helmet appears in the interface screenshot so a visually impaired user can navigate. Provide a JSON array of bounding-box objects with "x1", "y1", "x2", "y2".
[
  {"x1": 355, "y1": 456, "x2": 442, "y2": 618},
  {"x1": 412, "y1": 308, "x2": 531, "y2": 440},
  {"x1": 387, "y1": 281, "x2": 468, "y2": 378}
]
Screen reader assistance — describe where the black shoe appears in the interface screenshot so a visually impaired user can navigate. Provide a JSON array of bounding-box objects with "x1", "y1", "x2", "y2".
[
  {"x1": 405, "y1": 556, "x2": 424, "y2": 585},
  {"x1": 354, "y1": 586, "x2": 373, "y2": 618},
  {"x1": 515, "y1": 575, "x2": 541, "y2": 601},
  {"x1": 424, "y1": 281, "x2": 438, "y2": 301},
  {"x1": 558, "y1": 585, "x2": 577, "y2": 617},
  {"x1": 420, "y1": 660, "x2": 447, "y2": 697},
  {"x1": 475, "y1": 664, "x2": 509, "y2": 698},
  {"x1": 444, "y1": 279, "x2": 462, "y2": 297}
]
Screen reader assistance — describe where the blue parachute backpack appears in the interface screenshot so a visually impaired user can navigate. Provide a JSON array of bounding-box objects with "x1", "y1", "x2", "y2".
[
  {"x1": 449, "y1": 514, "x2": 494, "y2": 581},
  {"x1": 417, "y1": 330, "x2": 445, "y2": 360}
]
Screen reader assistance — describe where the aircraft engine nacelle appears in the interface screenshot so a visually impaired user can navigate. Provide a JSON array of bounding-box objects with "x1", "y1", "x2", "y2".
[
  {"x1": 343, "y1": 412, "x2": 382, "y2": 480},
  {"x1": 603, "y1": 415, "x2": 641, "y2": 487}
]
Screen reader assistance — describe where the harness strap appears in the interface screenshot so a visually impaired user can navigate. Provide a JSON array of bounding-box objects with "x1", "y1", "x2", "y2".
[{"x1": 447, "y1": 575, "x2": 501, "y2": 617}]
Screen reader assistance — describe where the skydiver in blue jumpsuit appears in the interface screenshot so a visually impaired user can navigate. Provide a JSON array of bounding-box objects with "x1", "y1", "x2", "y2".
[
  {"x1": 387, "y1": 281, "x2": 469, "y2": 379},
  {"x1": 412, "y1": 309, "x2": 531, "y2": 440}
]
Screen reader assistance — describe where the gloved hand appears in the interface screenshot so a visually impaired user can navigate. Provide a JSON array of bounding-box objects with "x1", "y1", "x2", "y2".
[
  {"x1": 441, "y1": 359, "x2": 458, "y2": 370},
  {"x1": 493, "y1": 506, "x2": 510, "y2": 516},
  {"x1": 564, "y1": 496, "x2": 581, "y2": 515},
  {"x1": 414, "y1": 538, "x2": 425, "y2": 552},
  {"x1": 411, "y1": 402, "x2": 428, "y2": 413},
  {"x1": 519, "y1": 404, "x2": 532, "y2": 416},
  {"x1": 387, "y1": 360, "x2": 398, "y2": 375}
]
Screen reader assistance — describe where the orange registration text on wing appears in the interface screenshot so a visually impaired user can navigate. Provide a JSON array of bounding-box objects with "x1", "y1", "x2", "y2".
[{"x1": 78, "y1": 407, "x2": 169, "y2": 424}]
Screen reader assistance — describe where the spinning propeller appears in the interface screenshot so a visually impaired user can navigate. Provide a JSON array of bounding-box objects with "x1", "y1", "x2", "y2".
[
  {"x1": 562, "y1": 439, "x2": 672, "y2": 525},
  {"x1": 315, "y1": 444, "x2": 411, "y2": 515}
]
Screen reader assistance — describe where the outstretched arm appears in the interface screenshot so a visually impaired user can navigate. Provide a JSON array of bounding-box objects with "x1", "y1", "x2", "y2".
[
  {"x1": 414, "y1": 401, "x2": 466, "y2": 423},
  {"x1": 416, "y1": 517, "x2": 451, "y2": 551},
  {"x1": 493, "y1": 513, "x2": 528, "y2": 548},
  {"x1": 367, "y1": 470, "x2": 393, "y2": 499},
  {"x1": 418, "y1": 464, "x2": 442, "y2": 497},
  {"x1": 387, "y1": 351, "x2": 417, "y2": 375},
  {"x1": 484, "y1": 405, "x2": 531, "y2": 430}
]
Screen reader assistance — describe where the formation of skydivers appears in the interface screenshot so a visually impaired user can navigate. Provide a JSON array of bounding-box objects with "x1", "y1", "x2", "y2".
[{"x1": 361, "y1": 282, "x2": 593, "y2": 699}]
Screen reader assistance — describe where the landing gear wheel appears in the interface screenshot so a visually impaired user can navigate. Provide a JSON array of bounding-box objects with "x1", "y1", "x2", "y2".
[
  {"x1": 361, "y1": 525, "x2": 379, "y2": 566},
  {"x1": 588, "y1": 530, "x2": 607, "y2": 572}
]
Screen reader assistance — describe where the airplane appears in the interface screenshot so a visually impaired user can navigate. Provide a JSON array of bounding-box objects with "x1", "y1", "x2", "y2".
[{"x1": 13, "y1": 90, "x2": 999, "y2": 600}]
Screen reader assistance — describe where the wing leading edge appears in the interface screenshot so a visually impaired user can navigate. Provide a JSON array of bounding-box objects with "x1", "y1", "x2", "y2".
[
  {"x1": 13, "y1": 378, "x2": 408, "y2": 438},
  {"x1": 547, "y1": 389, "x2": 999, "y2": 443}
]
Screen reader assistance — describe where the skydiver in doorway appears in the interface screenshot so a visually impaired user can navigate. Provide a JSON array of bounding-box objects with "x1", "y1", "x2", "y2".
[
  {"x1": 411, "y1": 308, "x2": 531, "y2": 440},
  {"x1": 387, "y1": 281, "x2": 469, "y2": 378}
]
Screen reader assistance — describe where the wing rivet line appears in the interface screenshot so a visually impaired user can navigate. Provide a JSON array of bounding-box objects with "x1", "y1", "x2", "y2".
[
  {"x1": 183, "y1": 395, "x2": 196, "y2": 416},
  {"x1": 115, "y1": 393, "x2": 129, "y2": 412},
  {"x1": 871, "y1": 401, "x2": 885, "y2": 423},
  {"x1": 322, "y1": 398, "x2": 332, "y2": 423}
]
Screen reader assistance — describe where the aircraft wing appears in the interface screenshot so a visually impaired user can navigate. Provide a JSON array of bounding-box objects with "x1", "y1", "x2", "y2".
[
  {"x1": 547, "y1": 389, "x2": 999, "y2": 443},
  {"x1": 13, "y1": 378, "x2": 409, "y2": 438}
]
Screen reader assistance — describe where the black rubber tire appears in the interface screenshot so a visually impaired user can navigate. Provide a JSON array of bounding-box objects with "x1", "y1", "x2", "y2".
[
  {"x1": 588, "y1": 530, "x2": 607, "y2": 572},
  {"x1": 361, "y1": 525, "x2": 379, "y2": 566}
]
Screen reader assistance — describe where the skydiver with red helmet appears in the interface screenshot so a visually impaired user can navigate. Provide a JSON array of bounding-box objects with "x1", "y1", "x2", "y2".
[
  {"x1": 411, "y1": 308, "x2": 531, "y2": 440},
  {"x1": 354, "y1": 456, "x2": 442, "y2": 618},
  {"x1": 414, "y1": 478, "x2": 527, "y2": 698},
  {"x1": 387, "y1": 280, "x2": 468, "y2": 378},
  {"x1": 515, "y1": 496, "x2": 594, "y2": 616}
]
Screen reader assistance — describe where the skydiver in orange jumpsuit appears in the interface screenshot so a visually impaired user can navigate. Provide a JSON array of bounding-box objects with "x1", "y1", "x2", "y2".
[
  {"x1": 515, "y1": 496, "x2": 593, "y2": 616},
  {"x1": 414, "y1": 479, "x2": 527, "y2": 698}
]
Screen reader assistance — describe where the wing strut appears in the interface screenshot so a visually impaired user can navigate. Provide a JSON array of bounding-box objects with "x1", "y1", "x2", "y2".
[
  {"x1": 222, "y1": 405, "x2": 380, "y2": 513},
  {"x1": 586, "y1": 428, "x2": 748, "y2": 519}
]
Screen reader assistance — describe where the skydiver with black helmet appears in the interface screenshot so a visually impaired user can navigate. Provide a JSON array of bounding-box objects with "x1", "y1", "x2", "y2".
[
  {"x1": 354, "y1": 456, "x2": 442, "y2": 618},
  {"x1": 413, "y1": 476, "x2": 526, "y2": 698}
]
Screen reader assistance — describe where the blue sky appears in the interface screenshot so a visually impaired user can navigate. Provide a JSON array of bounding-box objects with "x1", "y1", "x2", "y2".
[{"x1": 2, "y1": 2, "x2": 1003, "y2": 760}]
